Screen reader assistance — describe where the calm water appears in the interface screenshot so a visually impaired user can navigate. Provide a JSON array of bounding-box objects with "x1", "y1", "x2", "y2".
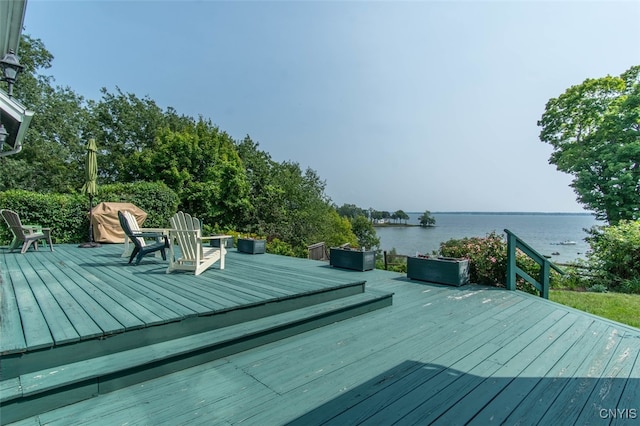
[{"x1": 375, "y1": 213, "x2": 603, "y2": 264}]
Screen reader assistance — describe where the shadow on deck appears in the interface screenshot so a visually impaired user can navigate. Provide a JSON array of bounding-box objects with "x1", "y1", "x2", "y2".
[
  {"x1": 0, "y1": 244, "x2": 393, "y2": 424},
  {"x1": 290, "y1": 360, "x2": 640, "y2": 424}
]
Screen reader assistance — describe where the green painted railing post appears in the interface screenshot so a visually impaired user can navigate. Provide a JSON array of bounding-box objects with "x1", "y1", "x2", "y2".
[
  {"x1": 506, "y1": 231, "x2": 516, "y2": 291},
  {"x1": 541, "y1": 259, "x2": 550, "y2": 299},
  {"x1": 504, "y1": 229, "x2": 563, "y2": 299}
]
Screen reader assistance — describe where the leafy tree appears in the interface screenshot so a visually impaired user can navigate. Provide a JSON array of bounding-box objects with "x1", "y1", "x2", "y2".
[
  {"x1": 235, "y1": 136, "x2": 281, "y2": 235},
  {"x1": 538, "y1": 65, "x2": 640, "y2": 224},
  {"x1": 419, "y1": 210, "x2": 436, "y2": 227},
  {"x1": 351, "y1": 215, "x2": 380, "y2": 250},
  {"x1": 270, "y1": 162, "x2": 330, "y2": 246},
  {"x1": 86, "y1": 87, "x2": 195, "y2": 183},
  {"x1": 133, "y1": 122, "x2": 251, "y2": 228},
  {"x1": 394, "y1": 209, "x2": 409, "y2": 224},
  {"x1": 314, "y1": 209, "x2": 357, "y2": 249},
  {"x1": 236, "y1": 140, "x2": 357, "y2": 251},
  {"x1": 336, "y1": 203, "x2": 367, "y2": 219},
  {"x1": 0, "y1": 35, "x2": 90, "y2": 193}
]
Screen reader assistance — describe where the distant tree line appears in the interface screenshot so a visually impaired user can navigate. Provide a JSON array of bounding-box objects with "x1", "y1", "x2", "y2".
[
  {"x1": 334, "y1": 203, "x2": 435, "y2": 253},
  {"x1": 335, "y1": 204, "x2": 435, "y2": 227}
]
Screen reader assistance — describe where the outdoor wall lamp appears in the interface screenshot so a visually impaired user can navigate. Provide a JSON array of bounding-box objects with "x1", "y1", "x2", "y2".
[
  {"x1": 0, "y1": 123, "x2": 8, "y2": 144},
  {"x1": 0, "y1": 49, "x2": 24, "y2": 98}
]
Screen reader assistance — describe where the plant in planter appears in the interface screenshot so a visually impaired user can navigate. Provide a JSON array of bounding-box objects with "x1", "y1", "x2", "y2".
[
  {"x1": 330, "y1": 246, "x2": 376, "y2": 271},
  {"x1": 210, "y1": 236, "x2": 234, "y2": 248},
  {"x1": 237, "y1": 236, "x2": 267, "y2": 254},
  {"x1": 208, "y1": 225, "x2": 235, "y2": 249},
  {"x1": 407, "y1": 254, "x2": 470, "y2": 286}
]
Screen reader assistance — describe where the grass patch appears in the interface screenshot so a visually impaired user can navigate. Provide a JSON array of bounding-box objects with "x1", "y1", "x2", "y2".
[{"x1": 549, "y1": 290, "x2": 640, "y2": 328}]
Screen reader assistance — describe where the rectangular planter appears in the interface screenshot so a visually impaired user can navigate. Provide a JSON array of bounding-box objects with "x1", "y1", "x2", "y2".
[
  {"x1": 330, "y1": 248, "x2": 375, "y2": 271},
  {"x1": 237, "y1": 238, "x2": 266, "y2": 254},
  {"x1": 407, "y1": 256, "x2": 470, "y2": 286}
]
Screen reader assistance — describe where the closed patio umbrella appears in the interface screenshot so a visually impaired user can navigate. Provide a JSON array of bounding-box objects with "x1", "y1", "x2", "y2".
[{"x1": 79, "y1": 138, "x2": 101, "y2": 248}]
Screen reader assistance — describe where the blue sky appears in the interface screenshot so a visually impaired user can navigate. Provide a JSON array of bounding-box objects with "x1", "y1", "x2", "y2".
[{"x1": 22, "y1": 1, "x2": 640, "y2": 213}]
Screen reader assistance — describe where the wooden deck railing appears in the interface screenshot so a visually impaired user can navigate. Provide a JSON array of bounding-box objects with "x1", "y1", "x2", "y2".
[
  {"x1": 307, "y1": 242, "x2": 329, "y2": 261},
  {"x1": 383, "y1": 250, "x2": 408, "y2": 270},
  {"x1": 504, "y1": 228, "x2": 565, "y2": 299}
]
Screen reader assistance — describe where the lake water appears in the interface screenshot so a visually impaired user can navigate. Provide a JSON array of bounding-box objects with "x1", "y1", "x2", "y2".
[{"x1": 374, "y1": 212, "x2": 603, "y2": 264}]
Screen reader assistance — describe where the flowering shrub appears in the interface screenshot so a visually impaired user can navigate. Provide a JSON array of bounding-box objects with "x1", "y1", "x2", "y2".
[
  {"x1": 439, "y1": 231, "x2": 553, "y2": 294},
  {"x1": 439, "y1": 232, "x2": 507, "y2": 286}
]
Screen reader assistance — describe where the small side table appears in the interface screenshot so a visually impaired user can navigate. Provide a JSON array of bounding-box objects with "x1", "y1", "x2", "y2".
[
  {"x1": 40, "y1": 228, "x2": 54, "y2": 251},
  {"x1": 20, "y1": 224, "x2": 53, "y2": 251}
]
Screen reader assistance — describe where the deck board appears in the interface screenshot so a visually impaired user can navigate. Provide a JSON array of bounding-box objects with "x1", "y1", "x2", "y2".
[
  {"x1": 502, "y1": 319, "x2": 611, "y2": 424},
  {"x1": 615, "y1": 339, "x2": 640, "y2": 420},
  {"x1": 102, "y1": 268, "x2": 205, "y2": 318},
  {"x1": 24, "y1": 252, "x2": 126, "y2": 335},
  {"x1": 472, "y1": 314, "x2": 598, "y2": 424},
  {"x1": 574, "y1": 331, "x2": 640, "y2": 425},
  {"x1": 537, "y1": 325, "x2": 629, "y2": 423},
  {"x1": 23, "y1": 254, "x2": 104, "y2": 340},
  {"x1": 307, "y1": 308, "x2": 568, "y2": 425},
  {"x1": 68, "y1": 264, "x2": 171, "y2": 326},
  {"x1": 14, "y1": 259, "x2": 81, "y2": 345},
  {"x1": 0, "y1": 269, "x2": 26, "y2": 354},
  {"x1": 427, "y1": 312, "x2": 585, "y2": 425},
  {"x1": 80, "y1": 264, "x2": 195, "y2": 322},
  {"x1": 47, "y1": 261, "x2": 143, "y2": 332},
  {"x1": 4, "y1": 255, "x2": 55, "y2": 350}
]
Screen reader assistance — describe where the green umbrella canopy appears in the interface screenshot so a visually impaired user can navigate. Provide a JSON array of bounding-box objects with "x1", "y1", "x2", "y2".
[{"x1": 81, "y1": 138, "x2": 98, "y2": 196}]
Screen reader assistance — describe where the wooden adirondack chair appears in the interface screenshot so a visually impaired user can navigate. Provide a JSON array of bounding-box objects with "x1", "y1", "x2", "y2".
[
  {"x1": 1, "y1": 209, "x2": 53, "y2": 254},
  {"x1": 166, "y1": 211, "x2": 230, "y2": 276},
  {"x1": 117, "y1": 211, "x2": 169, "y2": 266},
  {"x1": 120, "y1": 210, "x2": 169, "y2": 258}
]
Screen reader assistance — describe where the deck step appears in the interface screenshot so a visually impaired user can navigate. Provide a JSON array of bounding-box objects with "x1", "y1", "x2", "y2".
[
  {"x1": 1, "y1": 280, "x2": 367, "y2": 380},
  {"x1": 0, "y1": 290, "x2": 392, "y2": 424}
]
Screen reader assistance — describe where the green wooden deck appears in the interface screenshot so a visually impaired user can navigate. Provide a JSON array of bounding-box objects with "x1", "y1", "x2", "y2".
[
  {"x1": 2, "y1": 244, "x2": 640, "y2": 425},
  {"x1": 0, "y1": 244, "x2": 393, "y2": 424}
]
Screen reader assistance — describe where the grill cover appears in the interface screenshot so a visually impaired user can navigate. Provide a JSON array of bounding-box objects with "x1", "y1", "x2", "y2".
[{"x1": 91, "y1": 202, "x2": 147, "y2": 243}]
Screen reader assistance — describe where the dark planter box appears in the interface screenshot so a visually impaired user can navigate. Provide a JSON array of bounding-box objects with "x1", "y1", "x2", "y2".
[
  {"x1": 330, "y1": 248, "x2": 375, "y2": 271},
  {"x1": 407, "y1": 256, "x2": 470, "y2": 286},
  {"x1": 210, "y1": 237, "x2": 234, "y2": 249},
  {"x1": 237, "y1": 238, "x2": 266, "y2": 254}
]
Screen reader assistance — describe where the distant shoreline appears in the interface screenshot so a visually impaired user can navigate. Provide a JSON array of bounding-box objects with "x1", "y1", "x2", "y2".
[
  {"x1": 418, "y1": 212, "x2": 595, "y2": 216},
  {"x1": 373, "y1": 223, "x2": 422, "y2": 228}
]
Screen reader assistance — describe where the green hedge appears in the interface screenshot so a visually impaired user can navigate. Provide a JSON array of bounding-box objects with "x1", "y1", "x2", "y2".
[
  {"x1": 0, "y1": 182, "x2": 179, "y2": 245},
  {"x1": 0, "y1": 190, "x2": 86, "y2": 244}
]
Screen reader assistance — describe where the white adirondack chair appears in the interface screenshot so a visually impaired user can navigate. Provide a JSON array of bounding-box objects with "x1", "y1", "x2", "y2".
[{"x1": 166, "y1": 211, "x2": 230, "y2": 276}]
